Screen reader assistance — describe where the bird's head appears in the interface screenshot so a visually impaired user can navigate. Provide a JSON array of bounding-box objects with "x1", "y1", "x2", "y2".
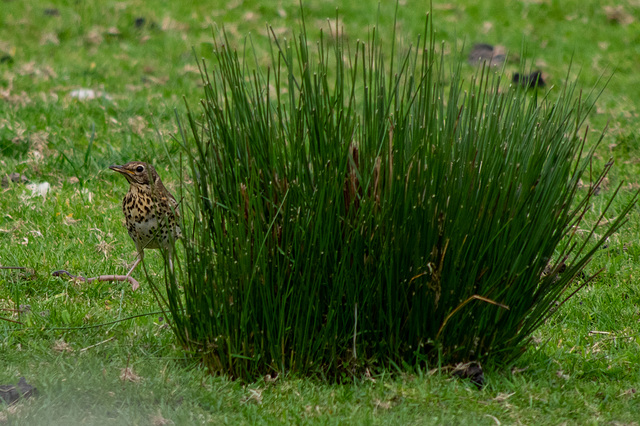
[{"x1": 109, "y1": 161, "x2": 159, "y2": 187}]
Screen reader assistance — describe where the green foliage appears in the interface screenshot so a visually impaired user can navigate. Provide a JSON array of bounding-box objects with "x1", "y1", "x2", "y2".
[{"x1": 165, "y1": 12, "x2": 637, "y2": 380}]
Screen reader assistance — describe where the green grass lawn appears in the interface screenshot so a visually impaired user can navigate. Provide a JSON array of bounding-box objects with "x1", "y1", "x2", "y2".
[{"x1": 2, "y1": 0, "x2": 640, "y2": 423}]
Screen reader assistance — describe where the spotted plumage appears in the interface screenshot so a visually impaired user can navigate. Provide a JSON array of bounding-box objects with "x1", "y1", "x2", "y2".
[
  {"x1": 109, "y1": 161, "x2": 180, "y2": 287},
  {"x1": 51, "y1": 161, "x2": 179, "y2": 291}
]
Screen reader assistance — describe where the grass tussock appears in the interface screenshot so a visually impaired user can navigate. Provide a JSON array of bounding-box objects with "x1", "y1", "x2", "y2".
[{"x1": 162, "y1": 13, "x2": 636, "y2": 380}]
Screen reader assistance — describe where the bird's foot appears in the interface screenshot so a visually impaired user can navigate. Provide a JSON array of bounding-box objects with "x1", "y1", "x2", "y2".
[{"x1": 129, "y1": 277, "x2": 139, "y2": 291}]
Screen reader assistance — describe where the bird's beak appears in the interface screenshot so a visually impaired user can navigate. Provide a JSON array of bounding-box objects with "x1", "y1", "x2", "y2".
[{"x1": 109, "y1": 165, "x2": 134, "y2": 175}]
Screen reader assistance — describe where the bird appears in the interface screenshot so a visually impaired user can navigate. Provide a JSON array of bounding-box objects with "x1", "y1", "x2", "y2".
[
  {"x1": 109, "y1": 161, "x2": 181, "y2": 290},
  {"x1": 52, "y1": 162, "x2": 180, "y2": 290}
]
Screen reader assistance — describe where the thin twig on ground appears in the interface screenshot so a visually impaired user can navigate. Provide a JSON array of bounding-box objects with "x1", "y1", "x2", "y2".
[{"x1": 80, "y1": 336, "x2": 116, "y2": 352}]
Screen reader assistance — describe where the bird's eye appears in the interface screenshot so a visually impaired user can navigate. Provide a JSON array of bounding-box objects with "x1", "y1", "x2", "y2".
[{"x1": 136, "y1": 166, "x2": 144, "y2": 173}]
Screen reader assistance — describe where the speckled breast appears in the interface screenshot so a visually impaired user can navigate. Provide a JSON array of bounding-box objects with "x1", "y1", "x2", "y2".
[{"x1": 122, "y1": 191, "x2": 180, "y2": 251}]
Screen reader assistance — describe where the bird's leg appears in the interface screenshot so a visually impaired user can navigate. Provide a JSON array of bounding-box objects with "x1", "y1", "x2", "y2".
[
  {"x1": 125, "y1": 249, "x2": 144, "y2": 291},
  {"x1": 125, "y1": 257, "x2": 141, "y2": 277},
  {"x1": 167, "y1": 245, "x2": 174, "y2": 274},
  {"x1": 124, "y1": 252, "x2": 144, "y2": 290}
]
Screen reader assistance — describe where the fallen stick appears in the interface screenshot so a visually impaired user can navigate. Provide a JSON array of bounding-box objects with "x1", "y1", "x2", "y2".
[{"x1": 0, "y1": 316, "x2": 23, "y2": 325}]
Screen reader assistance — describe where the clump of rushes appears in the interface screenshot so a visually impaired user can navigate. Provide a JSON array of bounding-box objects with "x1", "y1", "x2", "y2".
[{"x1": 163, "y1": 12, "x2": 636, "y2": 380}]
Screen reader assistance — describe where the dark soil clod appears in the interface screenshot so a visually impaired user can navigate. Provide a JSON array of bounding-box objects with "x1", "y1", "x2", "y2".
[
  {"x1": 0, "y1": 377, "x2": 38, "y2": 405},
  {"x1": 513, "y1": 71, "x2": 546, "y2": 89},
  {"x1": 452, "y1": 362, "x2": 485, "y2": 389}
]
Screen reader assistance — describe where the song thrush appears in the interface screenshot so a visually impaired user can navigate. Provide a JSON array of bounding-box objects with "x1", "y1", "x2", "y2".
[
  {"x1": 109, "y1": 161, "x2": 181, "y2": 289},
  {"x1": 52, "y1": 161, "x2": 180, "y2": 290}
]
